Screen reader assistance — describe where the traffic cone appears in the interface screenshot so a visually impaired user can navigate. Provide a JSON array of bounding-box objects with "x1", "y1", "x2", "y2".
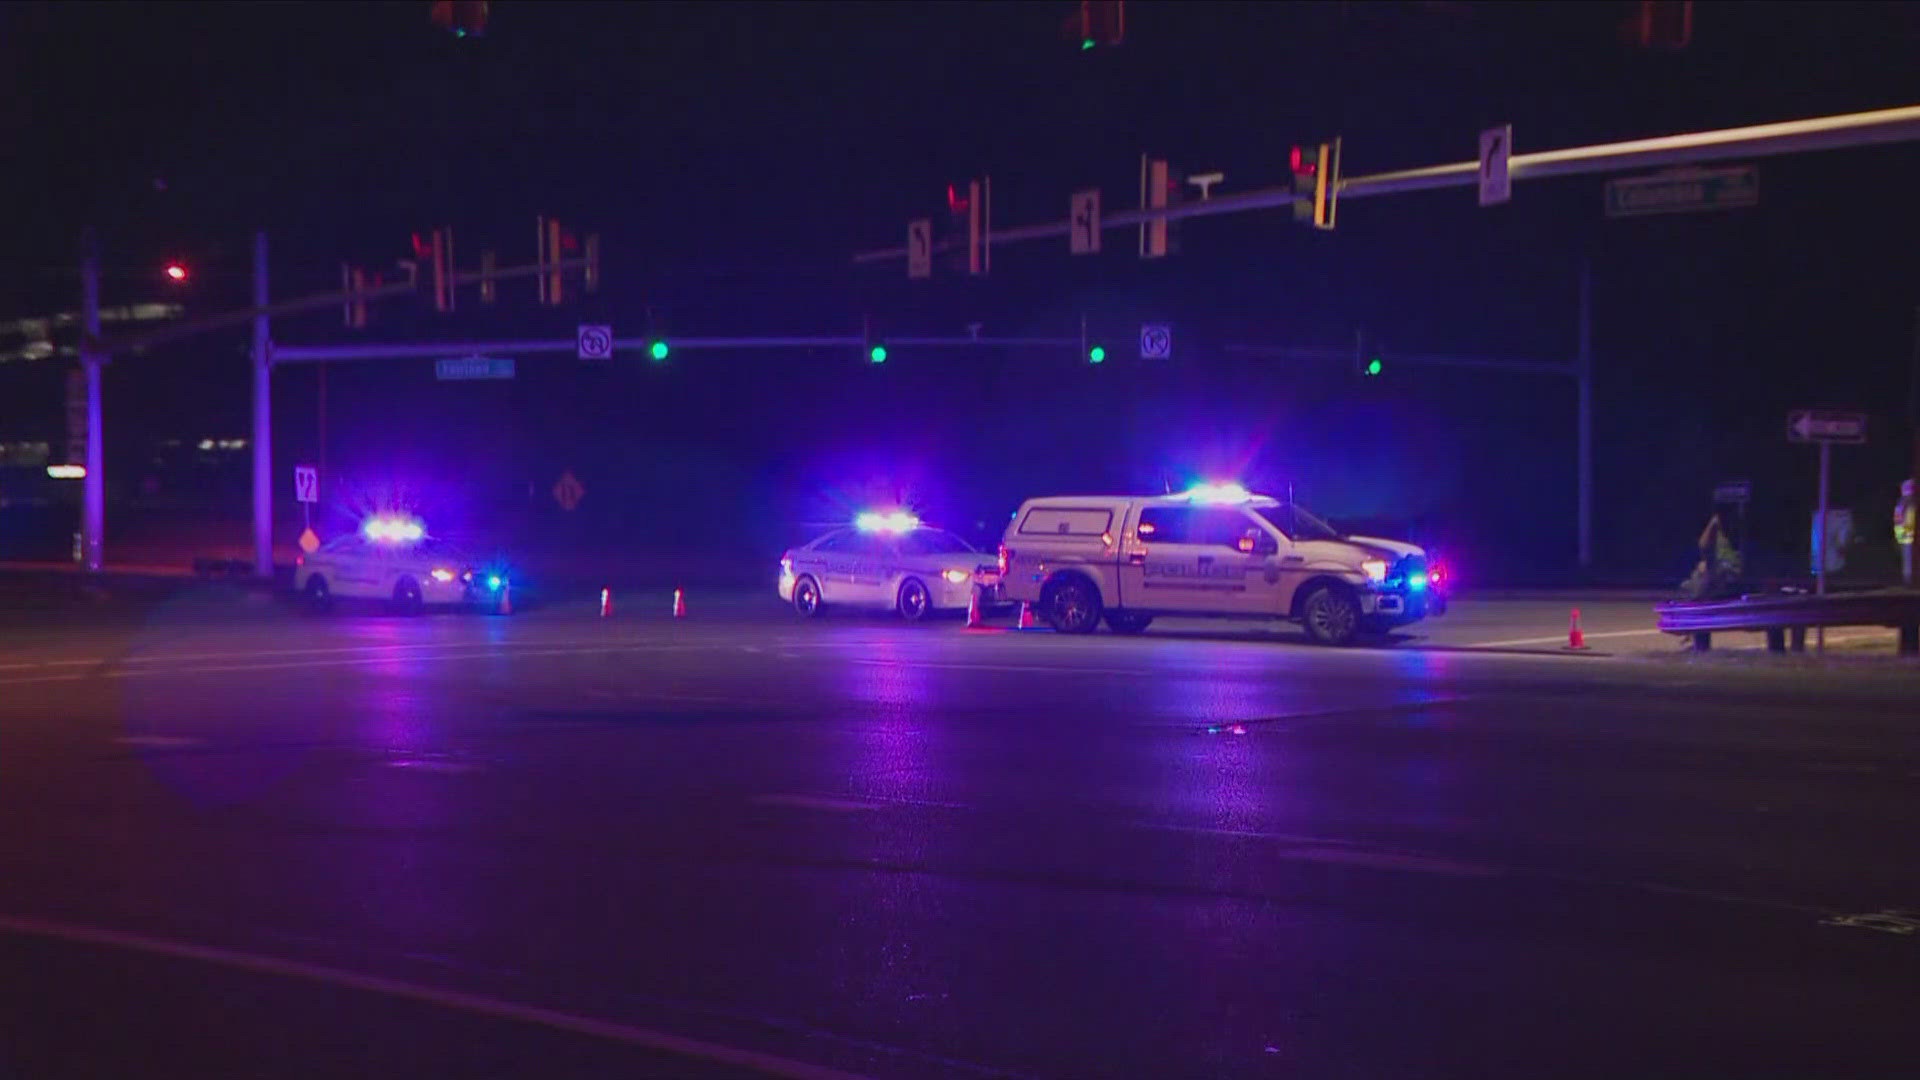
[
  {"x1": 1016, "y1": 602, "x2": 1037, "y2": 630},
  {"x1": 497, "y1": 581, "x2": 512, "y2": 616},
  {"x1": 1566, "y1": 607, "x2": 1588, "y2": 650},
  {"x1": 672, "y1": 588, "x2": 687, "y2": 618},
  {"x1": 965, "y1": 588, "x2": 984, "y2": 629},
  {"x1": 600, "y1": 587, "x2": 613, "y2": 618}
]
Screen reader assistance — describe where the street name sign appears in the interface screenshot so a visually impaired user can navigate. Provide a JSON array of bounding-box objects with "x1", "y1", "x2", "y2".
[
  {"x1": 1787, "y1": 410, "x2": 1866, "y2": 445},
  {"x1": 1606, "y1": 165, "x2": 1759, "y2": 218}
]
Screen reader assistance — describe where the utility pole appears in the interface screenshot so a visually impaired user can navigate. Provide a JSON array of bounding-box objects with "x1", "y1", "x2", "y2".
[
  {"x1": 251, "y1": 232, "x2": 272, "y2": 579},
  {"x1": 1577, "y1": 260, "x2": 1594, "y2": 570},
  {"x1": 79, "y1": 232, "x2": 104, "y2": 572}
]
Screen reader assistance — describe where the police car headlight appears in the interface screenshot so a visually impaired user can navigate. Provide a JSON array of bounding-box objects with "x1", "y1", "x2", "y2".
[
  {"x1": 1361, "y1": 559, "x2": 1388, "y2": 583},
  {"x1": 941, "y1": 569, "x2": 971, "y2": 584}
]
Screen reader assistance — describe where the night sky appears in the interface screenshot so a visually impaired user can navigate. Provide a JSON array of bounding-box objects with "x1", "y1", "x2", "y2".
[{"x1": 3, "y1": 1, "x2": 1919, "y2": 577}]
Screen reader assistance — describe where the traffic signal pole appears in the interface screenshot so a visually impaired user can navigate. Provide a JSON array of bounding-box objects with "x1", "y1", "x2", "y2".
[
  {"x1": 853, "y1": 104, "x2": 1920, "y2": 264},
  {"x1": 252, "y1": 232, "x2": 273, "y2": 580},
  {"x1": 79, "y1": 234, "x2": 104, "y2": 572}
]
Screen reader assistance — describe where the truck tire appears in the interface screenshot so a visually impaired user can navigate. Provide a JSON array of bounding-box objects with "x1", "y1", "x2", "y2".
[
  {"x1": 1301, "y1": 584, "x2": 1361, "y2": 646},
  {"x1": 1042, "y1": 575, "x2": 1102, "y2": 634}
]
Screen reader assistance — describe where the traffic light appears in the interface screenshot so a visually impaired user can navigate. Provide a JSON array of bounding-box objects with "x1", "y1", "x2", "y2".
[
  {"x1": 1088, "y1": 345, "x2": 1107, "y2": 364},
  {"x1": 537, "y1": 216, "x2": 564, "y2": 306},
  {"x1": 1066, "y1": 0, "x2": 1124, "y2": 49},
  {"x1": 343, "y1": 265, "x2": 367, "y2": 328},
  {"x1": 430, "y1": 0, "x2": 488, "y2": 38},
  {"x1": 479, "y1": 250, "x2": 497, "y2": 304},
  {"x1": 584, "y1": 233, "x2": 600, "y2": 293},
  {"x1": 430, "y1": 228, "x2": 454, "y2": 313},
  {"x1": 868, "y1": 343, "x2": 889, "y2": 365},
  {"x1": 1140, "y1": 155, "x2": 1170, "y2": 258},
  {"x1": 1353, "y1": 331, "x2": 1383, "y2": 377},
  {"x1": 647, "y1": 339, "x2": 670, "y2": 363},
  {"x1": 1291, "y1": 139, "x2": 1340, "y2": 230},
  {"x1": 945, "y1": 179, "x2": 989, "y2": 276}
]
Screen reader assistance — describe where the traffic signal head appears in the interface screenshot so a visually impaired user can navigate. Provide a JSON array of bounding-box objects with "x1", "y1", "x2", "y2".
[
  {"x1": 1088, "y1": 345, "x2": 1106, "y2": 364},
  {"x1": 648, "y1": 340, "x2": 670, "y2": 363},
  {"x1": 1291, "y1": 139, "x2": 1340, "y2": 230},
  {"x1": 1365, "y1": 356, "x2": 1382, "y2": 376},
  {"x1": 868, "y1": 344, "x2": 888, "y2": 364}
]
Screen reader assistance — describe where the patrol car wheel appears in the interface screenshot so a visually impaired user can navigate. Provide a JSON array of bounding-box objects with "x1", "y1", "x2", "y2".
[
  {"x1": 1302, "y1": 584, "x2": 1361, "y2": 646},
  {"x1": 896, "y1": 577, "x2": 932, "y2": 622},
  {"x1": 1105, "y1": 611, "x2": 1153, "y2": 634},
  {"x1": 304, "y1": 575, "x2": 332, "y2": 614},
  {"x1": 1042, "y1": 575, "x2": 1102, "y2": 634},
  {"x1": 391, "y1": 577, "x2": 424, "y2": 616},
  {"x1": 792, "y1": 575, "x2": 825, "y2": 619}
]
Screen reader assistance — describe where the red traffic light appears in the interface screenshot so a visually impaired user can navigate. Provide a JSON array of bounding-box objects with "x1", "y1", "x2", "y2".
[
  {"x1": 164, "y1": 262, "x2": 188, "y2": 282},
  {"x1": 1289, "y1": 146, "x2": 1316, "y2": 177}
]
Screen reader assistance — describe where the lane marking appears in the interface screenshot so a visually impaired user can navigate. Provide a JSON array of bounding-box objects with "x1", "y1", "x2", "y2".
[
  {"x1": 0, "y1": 644, "x2": 687, "y2": 688},
  {"x1": 753, "y1": 793, "x2": 884, "y2": 813},
  {"x1": 0, "y1": 638, "x2": 709, "y2": 673},
  {"x1": 0, "y1": 912, "x2": 875, "y2": 1080},
  {"x1": 1134, "y1": 823, "x2": 1502, "y2": 878}
]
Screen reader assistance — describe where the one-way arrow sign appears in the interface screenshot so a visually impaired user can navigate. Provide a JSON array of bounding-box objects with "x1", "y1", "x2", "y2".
[{"x1": 1787, "y1": 409, "x2": 1867, "y2": 445}]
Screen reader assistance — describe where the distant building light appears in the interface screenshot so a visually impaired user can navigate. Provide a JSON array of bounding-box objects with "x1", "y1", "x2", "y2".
[
  {"x1": 47, "y1": 464, "x2": 87, "y2": 479},
  {"x1": 197, "y1": 439, "x2": 215, "y2": 451}
]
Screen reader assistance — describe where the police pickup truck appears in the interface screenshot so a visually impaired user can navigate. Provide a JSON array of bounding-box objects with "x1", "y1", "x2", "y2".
[{"x1": 997, "y1": 484, "x2": 1445, "y2": 646}]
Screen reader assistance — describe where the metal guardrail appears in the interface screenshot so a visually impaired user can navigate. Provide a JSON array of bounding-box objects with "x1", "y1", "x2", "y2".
[{"x1": 1656, "y1": 590, "x2": 1920, "y2": 655}]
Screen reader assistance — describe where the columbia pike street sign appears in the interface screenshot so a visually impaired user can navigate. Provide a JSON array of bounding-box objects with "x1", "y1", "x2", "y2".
[{"x1": 1605, "y1": 165, "x2": 1759, "y2": 218}]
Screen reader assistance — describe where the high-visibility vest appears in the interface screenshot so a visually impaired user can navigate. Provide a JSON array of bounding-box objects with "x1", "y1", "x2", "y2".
[{"x1": 1898, "y1": 493, "x2": 1916, "y2": 546}]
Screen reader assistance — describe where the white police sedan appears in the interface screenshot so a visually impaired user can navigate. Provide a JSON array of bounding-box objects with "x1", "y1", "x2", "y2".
[
  {"x1": 778, "y1": 512, "x2": 995, "y2": 621},
  {"x1": 295, "y1": 517, "x2": 507, "y2": 614}
]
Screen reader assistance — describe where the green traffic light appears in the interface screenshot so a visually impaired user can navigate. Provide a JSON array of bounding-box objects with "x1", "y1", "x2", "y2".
[
  {"x1": 1365, "y1": 357, "x2": 1382, "y2": 376},
  {"x1": 648, "y1": 340, "x2": 669, "y2": 362},
  {"x1": 1081, "y1": 37, "x2": 1096, "y2": 50},
  {"x1": 869, "y1": 345, "x2": 887, "y2": 364},
  {"x1": 1088, "y1": 346, "x2": 1106, "y2": 364}
]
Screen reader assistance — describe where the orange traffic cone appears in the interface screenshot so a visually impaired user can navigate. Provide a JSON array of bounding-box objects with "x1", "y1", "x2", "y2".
[
  {"x1": 1566, "y1": 607, "x2": 1588, "y2": 650},
  {"x1": 497, "y1": 581, "x2": 512, "y2": 616},
  {"x1": 965, "y1": 588, "x2": 984, "y2": 629},
  {"x1": 1016, "y1": 602, "x2": 1037, "y2": 630},
  {"x1": 672, "y1": 588, "x2": 687, "y2": 618},
  {"x1": 600, "y1": 587, "x2": 613, "y2": 618}
]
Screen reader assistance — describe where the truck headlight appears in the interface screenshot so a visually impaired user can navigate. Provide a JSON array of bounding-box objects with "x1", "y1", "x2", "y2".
[
  {"x1": 941, "y1": 568, "x2": 971, "y2": 584},
  {"x1": 1361, "y1": 559, "x2": 1388, "y2": 583}
]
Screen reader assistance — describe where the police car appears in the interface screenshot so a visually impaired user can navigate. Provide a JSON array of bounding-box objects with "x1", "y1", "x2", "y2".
[
  {"x1": 998, "y1": 483, "x2": 1446, "y2": 645},
  {"x1": 295, "y1": 516, "x2": 506, "y2": 614},
  {"x1": 778, "y1": 512, "x2": 996, "y2": 620}
]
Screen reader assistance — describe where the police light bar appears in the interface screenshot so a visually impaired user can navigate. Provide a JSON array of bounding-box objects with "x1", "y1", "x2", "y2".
[
  {"x1": 855, "y1": 511, "x2": 919, "y2": 534},
  {"x1": 361, "y1": 516, "x2": 425, "y2": 542},
  {"x1": 1179, "y1": 481, "x2": 1252, "y2": 504}
]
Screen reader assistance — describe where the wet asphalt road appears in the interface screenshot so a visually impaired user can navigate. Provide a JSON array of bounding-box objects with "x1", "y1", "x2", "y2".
[{"x1": 0, "y1": 592, "x2": 1915, "y2": 1079}]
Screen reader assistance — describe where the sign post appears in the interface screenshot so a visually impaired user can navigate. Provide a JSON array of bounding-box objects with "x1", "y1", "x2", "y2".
[
  {"x1": 907, "y1": 219, "x2": 931, "y2": 279},
  {"x1": 1478, "y1": 124, "x2": 1512, "y2": 207},
  {"x1": 293, "y1": 464, "x2": 318, "y2": 551},
  {"x1": 1070, "y1": 190, "x2": 1101, "y2": 254},
  {"x1": 1139, "y1": 323, "x2": 1171, "y2": 360},
  {"x1": 575, "y1": 325, "x2": 613, "y2": 361},
  {"x1": 1788, "y1": 409, "x2": 1868, "y2": 652}
]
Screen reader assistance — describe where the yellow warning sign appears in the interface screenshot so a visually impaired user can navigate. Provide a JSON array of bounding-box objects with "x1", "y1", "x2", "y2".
[{"x1": 298, "y1": 527, "x2": 321, "y2": 554}]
